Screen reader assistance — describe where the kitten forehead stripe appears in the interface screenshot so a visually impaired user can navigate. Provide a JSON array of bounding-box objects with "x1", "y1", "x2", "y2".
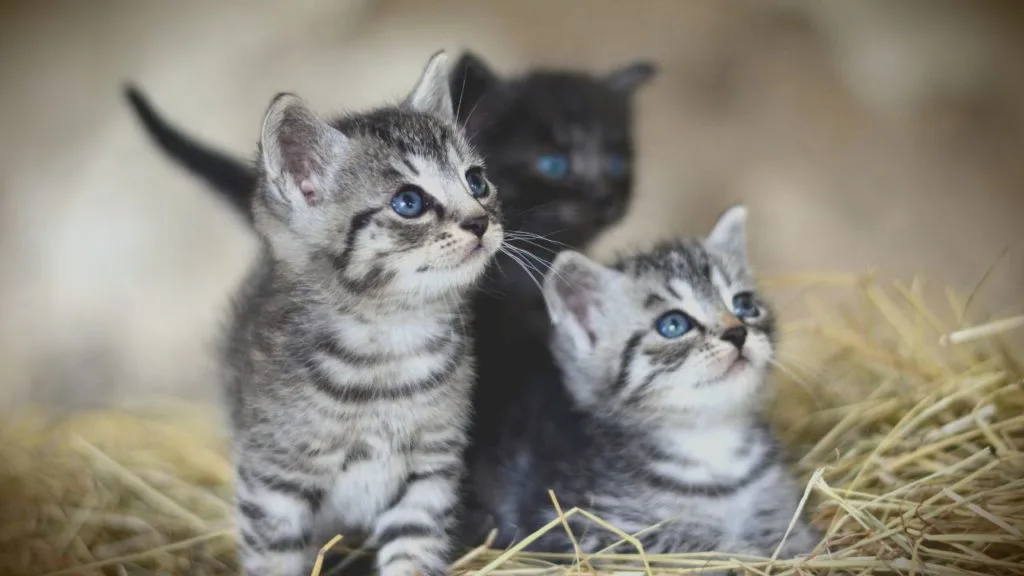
[
  {"x1": 644, "y1": 293, "x2": 665, "y2": 309},
  {"x1": 401, "y1": 156, "x2": 420, "y2": 175}
]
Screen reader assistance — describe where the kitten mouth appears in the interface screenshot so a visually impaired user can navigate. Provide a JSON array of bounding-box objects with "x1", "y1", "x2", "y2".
[
  {"x1": 697, "y1": 356, "x2": 751, "y2": 388},
  {"x1": 460, "y1": 242, "x2": 488, "y2": 263},
  {"x1": 722, "y1": 356, "x2": 750, "y2": 377}
]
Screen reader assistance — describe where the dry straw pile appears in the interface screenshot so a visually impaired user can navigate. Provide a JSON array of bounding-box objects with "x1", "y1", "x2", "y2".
[{"x1": 1, "y1": 275, "x2": 1022, "y2": 576}]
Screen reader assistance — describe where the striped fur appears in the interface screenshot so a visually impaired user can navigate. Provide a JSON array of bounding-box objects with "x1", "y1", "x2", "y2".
[
  {"x1": 223, "y1": 52, "x2": 502, "y2": 576},
  {"x1": 460, "y1": 207, "x2": 819, "y2": 566}
]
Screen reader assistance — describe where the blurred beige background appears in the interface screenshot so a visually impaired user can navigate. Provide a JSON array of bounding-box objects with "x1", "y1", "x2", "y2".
[{"x1": 0, "y1": 0, "x2": 1021, "y2": 408}]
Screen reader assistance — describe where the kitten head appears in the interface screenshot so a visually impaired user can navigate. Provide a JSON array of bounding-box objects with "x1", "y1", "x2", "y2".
[
  {"x1": 253, "y1": 51, "x2": 503, "y2": 303},
  {"x1": 450, "y1": 52, "x2": 656, "y2": 289},
  {"x1": 543, "y1": 206, "x2": 775, "y2": 424}
]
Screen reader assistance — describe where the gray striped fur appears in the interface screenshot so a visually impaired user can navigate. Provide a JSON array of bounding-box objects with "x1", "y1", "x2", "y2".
[{"x1": 223, "y1": 52, "x2": 502, "y2": 576}]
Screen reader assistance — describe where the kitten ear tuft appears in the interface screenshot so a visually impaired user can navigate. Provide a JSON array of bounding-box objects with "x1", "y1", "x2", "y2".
[
  {"x1": 406, "y1": 50, "x2": 456, "y2": 124},
  {"x1": 606, "y1": 61, "x2": 658, "y2": 93},
  {"x1": 705, "y1": 204, "x2": 749, "y2": 263},
  {"x1": 543, "y1": 251, "x2": 614, "y2": 353},
  {"x1": 260, "y1": 93, "x2": 348, "y2": 210},
  {"x1": 449, "y1": 51, "x2": 501, "y2": 124}
]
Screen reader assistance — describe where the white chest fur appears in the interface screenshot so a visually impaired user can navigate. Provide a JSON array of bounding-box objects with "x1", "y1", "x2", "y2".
[{"x1": 651, "y1": 425, "x2": 761, "y2": 485}]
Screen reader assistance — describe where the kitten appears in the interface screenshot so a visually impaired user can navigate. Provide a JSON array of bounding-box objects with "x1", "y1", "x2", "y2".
[
  {"x1": 449, "y1": 53, "x2": 656, "y2": 293},
  {"x1": 460, "y1": 206, "x2": 819, "y2": 564},
  {"x1": 224, "y1": 52, "x2": 502, "y2": 576}
]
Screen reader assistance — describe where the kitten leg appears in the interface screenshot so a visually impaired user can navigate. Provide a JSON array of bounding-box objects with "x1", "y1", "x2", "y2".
[
  {"x1": 371, "y1": 432, "x2": 465, "y2": 576},
  {"x1": 235, "y1": 464, "x2": 324, "y2": 576}
]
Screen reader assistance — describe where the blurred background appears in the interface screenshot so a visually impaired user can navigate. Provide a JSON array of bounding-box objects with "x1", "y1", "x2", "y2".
[{"x1": 0, "y1": 0, "x2": 1021, "y2": 409}]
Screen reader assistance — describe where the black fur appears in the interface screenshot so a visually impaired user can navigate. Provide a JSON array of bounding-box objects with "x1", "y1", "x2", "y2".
[{"x1": 125, "y1": 86, "x2": 256, "y2": 217}]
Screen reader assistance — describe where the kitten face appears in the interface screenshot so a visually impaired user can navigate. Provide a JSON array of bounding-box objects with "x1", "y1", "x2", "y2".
[
  {"x1": 545, "y1": 206, "x2": 774, "y2": 420},
  {"x1": 451, "y1": 54, "x2": 656, "y2": 269},
  {"x1": 254, "y1": 52, "x2": 503, "y2": 302}
]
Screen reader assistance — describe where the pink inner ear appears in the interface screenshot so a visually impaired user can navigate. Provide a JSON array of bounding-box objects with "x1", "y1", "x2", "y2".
[
  {"x1": 563, "y1": 289, "x2": 599, "y2": 346},
  {"x1": 299, "y1": 180, "x2": 317, "y2": 205}
]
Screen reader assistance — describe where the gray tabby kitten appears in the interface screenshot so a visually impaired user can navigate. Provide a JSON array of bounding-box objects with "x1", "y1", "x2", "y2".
[
  {"x1": 224, "y1": 52, "x2": 502, "y2": 576},
  {"x1": 462, "y1": 206, "x2": 819, "y2": 563}
]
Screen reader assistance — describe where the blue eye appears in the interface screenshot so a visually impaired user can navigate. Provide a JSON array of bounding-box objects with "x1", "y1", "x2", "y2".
[
  {"x1": 607, "y1": 155, "x2": 628, "y2": 178},
  {"x1": 732, "y1": 292, "x2": 760, "y2": 318},
  {"x1": 536, "y1": 154, "x2": 569, "y2": 179},
  {"x1": 655, "y1": 311, "x2": 692, "y2": 339},
  {"x1": 465, "y1": 167, "x2": 489, "y2": 198},
  {"x1": 390, "y1": 186, "x2": 428, "y2": 218}
]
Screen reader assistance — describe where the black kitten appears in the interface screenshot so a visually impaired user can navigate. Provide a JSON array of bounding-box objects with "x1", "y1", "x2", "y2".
[{"x1": 451, "y1": 53, "x2": 655, "y2": 294}]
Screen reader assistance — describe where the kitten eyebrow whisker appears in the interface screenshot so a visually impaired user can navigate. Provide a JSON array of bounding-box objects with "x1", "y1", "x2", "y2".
[
  {"x1": 454, "y1": 70, "x2": 469, "y2": 125},
  {"x1": 461, "y1": 97, "x2": 487, "y2": 133},
  {"x1": 464, "y1": 111, "x2": 505, "y2": 144}
]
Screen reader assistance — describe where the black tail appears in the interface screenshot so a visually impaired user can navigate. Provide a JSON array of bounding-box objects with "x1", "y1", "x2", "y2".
[{"x1": 123, "y1": 84, "x2": 256, "y2": 222}]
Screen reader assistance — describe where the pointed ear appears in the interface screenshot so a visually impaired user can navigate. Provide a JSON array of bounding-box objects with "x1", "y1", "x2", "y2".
[
  {"x1": 543, "y1": 251, "x2": 619, "y2": 354},
  {"x1": 260, "y1": 93, "x2": 348, "y2": 210},
  {"x1": 405, "y1": 50, "x2": 455, "y2": 123},
  {"x1": 449, "y1": 51, "x2": 501, "y2": 124},
  {"x1": 605, "y1": 61, "x2": 658, "y2": 94},
  {"x1": 705, "y1": 204, "x2": 749, "y2": 263}
]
